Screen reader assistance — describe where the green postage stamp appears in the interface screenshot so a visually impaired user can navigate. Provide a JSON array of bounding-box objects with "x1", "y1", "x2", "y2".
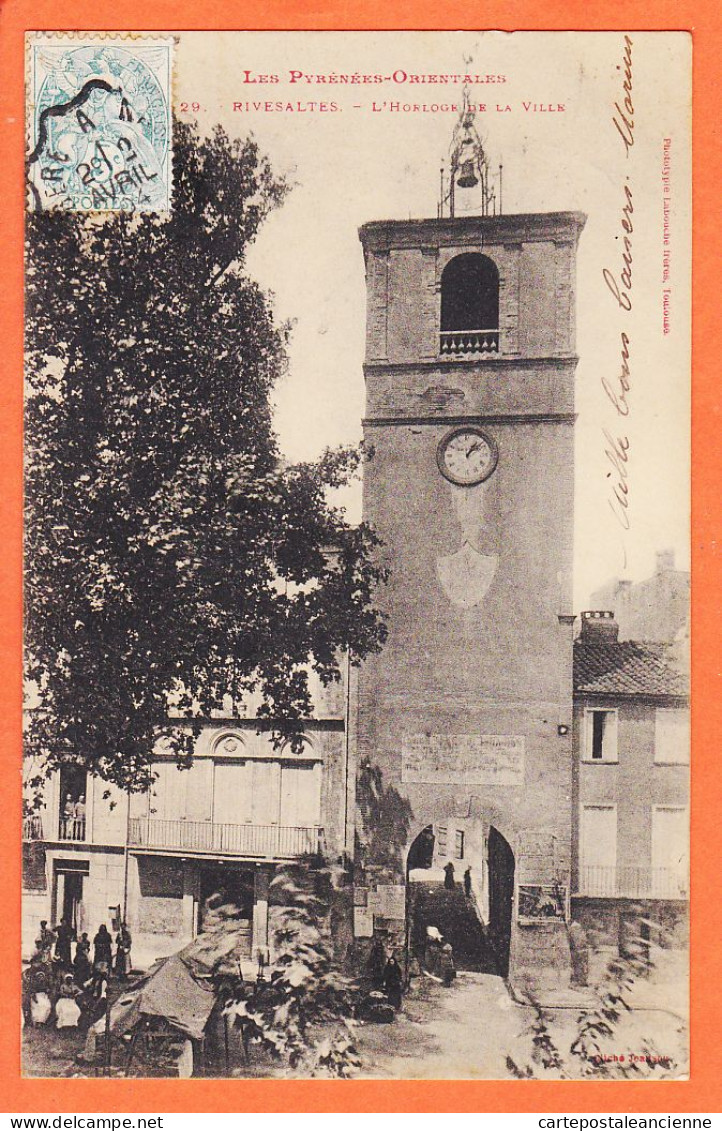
[{"x1": 27, "y1": 34, "x2": 174, "y2": 212}]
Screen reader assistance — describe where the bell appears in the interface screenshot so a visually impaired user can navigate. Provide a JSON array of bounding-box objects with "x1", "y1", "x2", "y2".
[{"x1": 457, "y1": 160, "x2": 478, "y2": 188}]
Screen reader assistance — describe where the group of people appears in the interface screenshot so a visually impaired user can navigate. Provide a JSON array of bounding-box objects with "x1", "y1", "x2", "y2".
[
  {"x1": 22, "y1": 918, "x2": 133, "y2": 1031},
  {"x1": 442, "y1": 861, "x2": 474, "y2": 897},
  {"x1": 60, "y1": 793, "x2": 86, "y2": 839}
]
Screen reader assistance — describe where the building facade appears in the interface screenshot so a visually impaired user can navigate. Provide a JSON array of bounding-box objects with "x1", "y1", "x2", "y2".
[
  {"x1": 23, "y1": 673, "x2": 350, "y2": 970},
  {"x1": 589, "y1": 550, "x2": 690, "y2": 645},
  {"x1": 571, "y1": 610, "x2": 689, "y2": 947}
]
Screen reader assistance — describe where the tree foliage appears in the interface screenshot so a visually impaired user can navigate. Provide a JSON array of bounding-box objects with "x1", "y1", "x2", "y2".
[
  {"x1": 225, "y1": 861, "x2": 360, "y2": 1077},
  {"x1": 25, "y1": 122, "x2": 387, "y2": 792},
  {"x1": 506, "y1": 924, "x2": 684, "y2": 1079}
]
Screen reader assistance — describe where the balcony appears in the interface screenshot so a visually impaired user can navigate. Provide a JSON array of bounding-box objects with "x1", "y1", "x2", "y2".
[
  {"x1": 128, "y1": 817, "x2": 323, "y2": 860},
  {"x1": 59, "y1": 817, "x2": 86, "y2": 841},
  {"x1": 23, "y1": 815, "x2": 44, "y2": 841},
  {"x1": 440, "y1": 329, "x2": 499, "y2": 356},
  {"x1": 576, "y1": 865, "x2": 688, "y2": 900}
]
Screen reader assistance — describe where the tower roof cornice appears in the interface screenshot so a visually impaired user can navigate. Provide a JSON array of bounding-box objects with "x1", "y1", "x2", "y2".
[{"x1": 359, "y1": 212, "x2": 587, "y2": 254}]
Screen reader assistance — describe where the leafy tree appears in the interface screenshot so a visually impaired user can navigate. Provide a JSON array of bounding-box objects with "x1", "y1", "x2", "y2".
[
  {"x1": 506, "y1": 923, "x2": 683, "y2": 1079},
  {"x1": 225, "y1": 861, "x2": 360, "y2": 1077},
  {"x1": 24, "y1": 121, "x2": 387, "y2": 794}
]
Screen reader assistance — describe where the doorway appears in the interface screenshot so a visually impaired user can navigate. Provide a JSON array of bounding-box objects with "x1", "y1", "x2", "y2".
[
  {"x1": 199, "y1": 866, "x2": 254, "y2": 960},
  {"x1": 53, "y1": 861, "x2": 89, "y2": 936},
  {"x1": 487, "y1": 827, "x2": 515, "y2": 977}
]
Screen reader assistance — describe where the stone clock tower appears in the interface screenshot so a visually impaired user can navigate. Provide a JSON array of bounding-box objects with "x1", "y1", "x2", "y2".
[{"x1": 353, "y1": 112, "x2": 586, "y2": 988}]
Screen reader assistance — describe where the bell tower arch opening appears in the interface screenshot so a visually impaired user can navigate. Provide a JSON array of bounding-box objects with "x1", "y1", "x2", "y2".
[
  {"x1": 440, "y1": 253, "x2": 499, "y2": 333},
  {"x1": 440, "y1": 253, "x2": 500, "y2": 356}
]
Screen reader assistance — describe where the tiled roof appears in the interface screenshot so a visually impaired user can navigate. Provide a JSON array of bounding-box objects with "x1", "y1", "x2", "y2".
[{"x1": 573, "y1": 639, "x2": 688, "y2": 697}]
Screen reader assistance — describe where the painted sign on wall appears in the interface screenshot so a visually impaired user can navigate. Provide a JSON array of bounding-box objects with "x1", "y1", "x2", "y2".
[
  {"x1": 367, "y1": 884, "x2": 407, "y2": 920},
  {"x1": 401, "y1": 734, "x2": 525, "y2": 786},
  {"x1": 353, "y1": 907, "x2": 374, "y2": 937},
  {"x1": 517, "y1": 884, "x2": 567, "y2": 922}
]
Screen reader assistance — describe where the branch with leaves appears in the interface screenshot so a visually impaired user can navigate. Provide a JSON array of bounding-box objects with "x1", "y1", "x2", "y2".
[
  {"x1": 24, "y1": 121, "x2": 387, "y2": 794},
  {"x1": 224, "y1": 861, "x2": 360, "y2": 1078}
]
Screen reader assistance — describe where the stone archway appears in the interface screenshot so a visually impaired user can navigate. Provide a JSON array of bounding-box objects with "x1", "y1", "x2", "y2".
[
  {"x1": 404, "y1": 819, "x2": 497, "y2": 974},
  {"x1": 487, "y1": 826, "x2": 515, "y2": 978}
]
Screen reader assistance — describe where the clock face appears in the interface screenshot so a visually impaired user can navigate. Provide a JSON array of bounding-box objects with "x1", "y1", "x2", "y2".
[{"x1": 437, "y1": 427, "x2": 498, "y2": 486}]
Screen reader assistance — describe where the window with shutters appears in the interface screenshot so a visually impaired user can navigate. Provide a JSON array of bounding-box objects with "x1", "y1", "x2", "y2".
[
  {"x1": 654, "y1": 708, "x2": 690, "y2": 764},
  {"x1": 580, "y1": 805, "x2": 617, "y2": 869}
]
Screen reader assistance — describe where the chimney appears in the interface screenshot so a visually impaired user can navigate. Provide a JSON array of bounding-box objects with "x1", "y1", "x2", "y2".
[
  {"x1": 580, "y1": 610, "x2": 619, "y2": 643},
  {"x1": 656, "y1": 548, "x2": 675, "y2": 574}
]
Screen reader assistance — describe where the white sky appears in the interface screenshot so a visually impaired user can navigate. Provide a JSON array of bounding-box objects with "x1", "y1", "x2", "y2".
[{"x1": 178, "y1": 31, "x2": 691, "y2": 610}]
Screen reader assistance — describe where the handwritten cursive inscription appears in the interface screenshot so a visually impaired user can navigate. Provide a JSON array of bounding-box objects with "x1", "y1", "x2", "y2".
[
  {"x1": 602, "y1": 331, "x2": 631, "y2": 418},
  {"x1": 612, "y1": 35, "x2": 635, "y2": 153},
  {"x1": 603, "y1": 36, "x2": 635, "y2": 534},
  {"x1": 603, "y1": 183, "x2": 634, "y2": 311},
  {"x1": 604, "y1": 428, "x2": 630, "y2": 531}
]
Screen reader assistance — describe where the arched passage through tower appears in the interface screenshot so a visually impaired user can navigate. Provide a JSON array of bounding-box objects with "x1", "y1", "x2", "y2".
[{"x1": 404, "y1": 817, "x2": 514, "y2": 978}]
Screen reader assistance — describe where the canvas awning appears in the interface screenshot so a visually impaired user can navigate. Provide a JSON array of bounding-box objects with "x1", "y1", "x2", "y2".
[{"x1": 87, "y1": 952, "x2": 216, "y2": 1046}]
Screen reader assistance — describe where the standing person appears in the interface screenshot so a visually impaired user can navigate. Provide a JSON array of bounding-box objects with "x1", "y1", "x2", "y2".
[
  {"x1": 569, "y1": 920, "x2": 590, "y2": 988},
  {"x1": 92, "y1": 923, "x2": 113, "y2": 970},
  {"x1": 424, "y1": 926, "x2": 442, "y2": 976},
  {"x1": 114, "y1": 921, "x2": 132, "y2": 980},
  {"x1": 61, "y1": 793, "x2": 74, "y2": 838},
  {"x1": 73, "y1": 933, "x2": 92, "y2": 987},
  {"x1": 54, "y1": 917, "x2": 73, "y2": 969},
  {"x1": 73, "y1": 794, "x2": 86, "y2": 840},
  {"x1": 366, "y1": 934, "x2": 387, "y2": 990},
  {"x1": 382, "y1": 953, "x2": 403, "y2": 1010},
  {"x1": 38, "y1": 920, "x2": 54, "y2": 956},
  {"x1": 463, "y1": 866, "x2": 472, "y2": 899},
  {"x1": 443, "y1": 861, "x2": 456, "y2": 890},
  {"x1": 438, "y1": 942, "x2": 457, "y2": 987}
]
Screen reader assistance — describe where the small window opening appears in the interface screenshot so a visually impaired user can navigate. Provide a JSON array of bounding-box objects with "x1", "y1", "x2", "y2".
[
  {"x1": 587, "y1": 709, "x2": 618, "y2": 762},
  {"x1": 592, "y1": 713, "x2": 605, "y2": 759}
]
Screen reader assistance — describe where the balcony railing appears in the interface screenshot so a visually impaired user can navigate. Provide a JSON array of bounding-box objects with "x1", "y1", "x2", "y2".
[
  {"x1": 59, "y1": 817, "x2": 86, "y2": 841},
  {"x1": 128, "y1": 817, "x2": 323, "y2": 860},
  {"x1": 576, "y1": 865, "x2": 688, "y2": 900},
  {"x1": 440, "y1": 329, "x2": 500, "y2": 356},
  {"x1": 23, "y1": 815, "x2": 44, "y2": 841}
]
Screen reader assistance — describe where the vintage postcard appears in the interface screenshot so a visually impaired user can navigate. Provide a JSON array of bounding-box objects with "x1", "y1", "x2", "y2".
[{"x1": 19, "y1": 29, "x2": 691, "y2": 1085}]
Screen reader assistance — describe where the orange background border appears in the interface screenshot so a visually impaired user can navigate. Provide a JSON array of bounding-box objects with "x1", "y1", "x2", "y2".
[{"x1": 1, "y1": 0, "x2": 719, "y2": 1114}]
